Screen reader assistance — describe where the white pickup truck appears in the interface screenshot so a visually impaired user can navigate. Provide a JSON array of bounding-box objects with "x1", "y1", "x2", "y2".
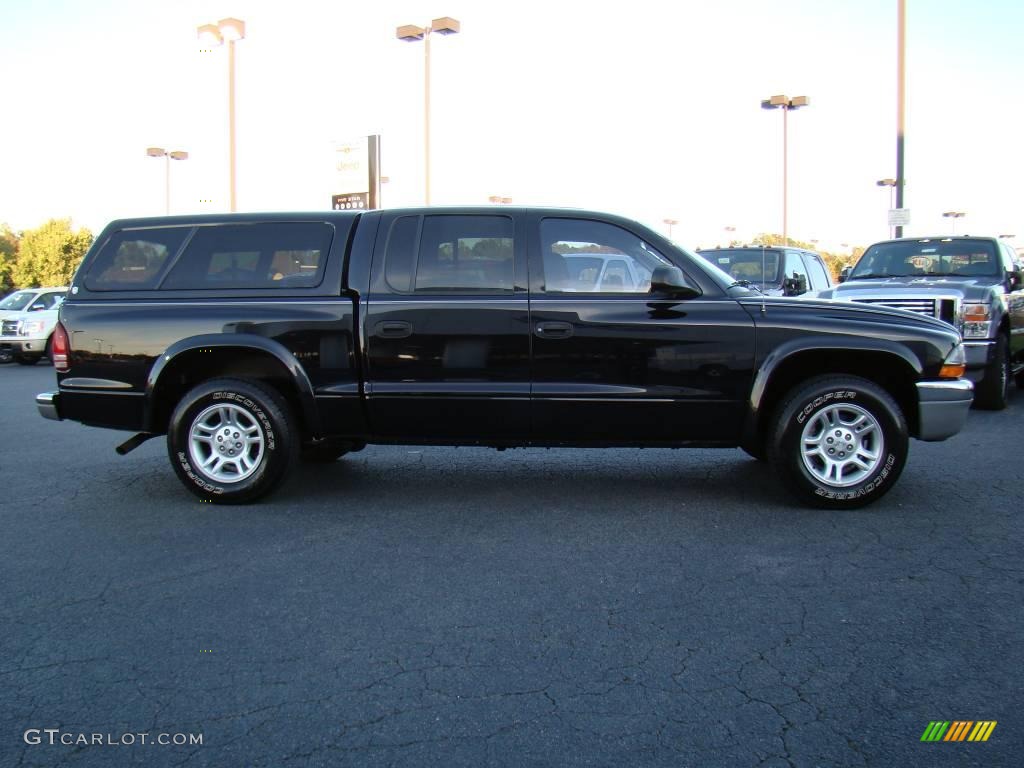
[{"x1": 0, "y1": 287, "x2": 68, "y2": 365}]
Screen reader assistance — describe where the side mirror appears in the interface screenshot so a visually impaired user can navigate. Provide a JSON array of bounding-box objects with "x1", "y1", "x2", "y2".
[
  {"x1": 650, "y1": 265, "x2": 701, "y2": 299},
  {"x1": 783, "y1": 274, "x2": 808, "y2": 296},
  {"x1": 838, "y1": 265, "x2": 852, "y2": 283},
  {"x1": 1009, "y1": 268, "x2": 1023, "y2": 290}
]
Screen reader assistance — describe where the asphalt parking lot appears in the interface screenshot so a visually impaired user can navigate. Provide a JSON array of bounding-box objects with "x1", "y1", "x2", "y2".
[{"x1": 2, "y1": 363, "x2": 1022, "y2": 767}]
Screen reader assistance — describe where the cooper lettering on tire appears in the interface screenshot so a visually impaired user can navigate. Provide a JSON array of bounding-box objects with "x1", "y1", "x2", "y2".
[
  {"x1": 167, "y1": 378, "x2": 298, "y2": 504},
  {"x1": 769, "y1": 375, "x2": 908, "y2": 510}
]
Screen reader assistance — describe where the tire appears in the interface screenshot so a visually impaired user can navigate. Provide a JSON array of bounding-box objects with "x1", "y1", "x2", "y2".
[
  {"x1": 0, "y1": 348, "x2": 12, "y2": 364},
  {"x1": 43, "y1": 335, "x2": 53, "y2": 363},
  {"x1": 15, "y1": 354, "x2": 41, "y2": 365},
  {"x1": 301, "y1": 438, "x2": 361, "y2": 463},
  {"x1": 768, "y1": 375, "x2": 908, "y2": 510},
  {"x1": 973, "y1": 334, "x2": 1010, "y2": 410},
  {"x1": 167, "y1": 378, "x2": 298, "y2": 504}
]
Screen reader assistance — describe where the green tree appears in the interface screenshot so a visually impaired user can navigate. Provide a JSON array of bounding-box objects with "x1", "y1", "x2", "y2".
[
  {"x1": 11, "y1": 218, "x2": 93, "y2": 288},
  {"x1": 0, "y1": 223, "x2": 18, "y2": 293}
]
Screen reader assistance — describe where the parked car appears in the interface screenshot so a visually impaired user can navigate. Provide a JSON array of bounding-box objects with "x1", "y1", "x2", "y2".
[
  {"x1": 820, "y1": 236, "x2": 1024, "y2": 409},
  {"x1": 0, "y1": 287, "x2": 68, "y2": 364},
  {"x1": 8, "y1": 296, "x2": 65, "y2": 364},
  {"x1": 697, "y1": 246, "x2": 833, "y2": 297},
  {"x1": 38, "y1": 209, "x2": 972, "y2": 509}
]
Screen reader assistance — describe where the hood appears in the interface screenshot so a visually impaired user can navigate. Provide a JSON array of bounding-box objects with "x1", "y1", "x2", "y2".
[
  {"x1": 819, "y1": 275, "x2": 996, "y2": 301},
  {"x1": 739, "y1": 295, "x2": 961, "y2": 336}
]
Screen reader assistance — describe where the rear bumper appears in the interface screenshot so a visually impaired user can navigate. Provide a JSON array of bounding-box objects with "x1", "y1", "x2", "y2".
[
  {"x1": 916, "y1": 380, "x2": 973, "y2": 441},
  {"x1": 37, "y1": 391, "x2": 62, "y2": 421}
]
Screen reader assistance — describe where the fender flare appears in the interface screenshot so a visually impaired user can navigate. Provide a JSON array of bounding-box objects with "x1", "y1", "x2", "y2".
[
  {"x1": 145, "y1": 334, "x2": 319, "y2": 435},
  {"x1": 742, "y1": 337, "x2": 923, "y2": 444}
]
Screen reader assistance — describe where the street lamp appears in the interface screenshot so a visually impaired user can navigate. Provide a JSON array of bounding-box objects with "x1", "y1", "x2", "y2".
[
  {"x1": 761, "y1": 94, "x2": 809, "y2": 246},
  {"x1": 198, "y1": 17, "x2": 246, "y2": 212},
  {"x1": 146, "y1": 147, "x2": 189, "y2": 214},
  {"x1": 397, "y1": 16, "x2": 461, "y2": 205},
  {"x1": 942, "y1": 211, "x2": 966, "y2": 234},
  {"x1": 663, "y1": 218, "x2": 679, "y2": 239}
]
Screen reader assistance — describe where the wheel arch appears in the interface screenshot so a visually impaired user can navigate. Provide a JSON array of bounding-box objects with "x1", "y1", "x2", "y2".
[
  {"x1": 145, "y1": 335, "x2": 319, "y2": 437},
  {"x1": 744, "y1": 340, "x2": 922, "y2": 448}
]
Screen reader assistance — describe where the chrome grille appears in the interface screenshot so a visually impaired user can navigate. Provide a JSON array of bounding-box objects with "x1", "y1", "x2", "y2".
[
  {"x1": 853, "y1": 297, "x2": 937, "y2": 317},
  {"x1": 0, "y1": 320, "x2": 18, "y2": 337}
]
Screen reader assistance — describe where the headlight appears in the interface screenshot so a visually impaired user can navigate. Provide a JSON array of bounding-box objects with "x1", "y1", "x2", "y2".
[
  {"x1": 960, "y1": 302, "x2": 992, "y2": 339},
  {"x1": 939, "y1": 343, "x2": 966, "y2": 379},
  {"x1": 19, "y1": 320, "x2": 46, "y2": 336}
]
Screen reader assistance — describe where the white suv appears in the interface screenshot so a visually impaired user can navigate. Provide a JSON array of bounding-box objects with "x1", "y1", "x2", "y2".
[{"x1": 0, "y1": 288, "x2": 68, "y2": 365}]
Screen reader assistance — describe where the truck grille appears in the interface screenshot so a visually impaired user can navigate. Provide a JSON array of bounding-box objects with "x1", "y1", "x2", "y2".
[
  {"x1": 1, "y1": 320, "x2": 18, "y2": 337},
  {"x1": 853, "y1": 297, "x2": 957, "y2": 325}
]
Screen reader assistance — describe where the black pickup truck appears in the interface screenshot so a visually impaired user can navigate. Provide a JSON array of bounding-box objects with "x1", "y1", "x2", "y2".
[{"x1": 38, "y1": 208, "x2": 973, "y2": 509}]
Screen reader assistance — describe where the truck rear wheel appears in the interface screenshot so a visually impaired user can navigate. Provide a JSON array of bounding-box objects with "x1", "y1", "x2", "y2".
[
  {"x1": 769, "y1": 376, "x2": 908, "y2": 510},
  {"x1": 15, "y1": 354, "x2": 41, "y2": 365},
  {"x1": 167, "y1": 378, "x2": 298, "y2": 504},
  {"x1": 974, "y1": 333, "x2": 1010, "y2": 410}
]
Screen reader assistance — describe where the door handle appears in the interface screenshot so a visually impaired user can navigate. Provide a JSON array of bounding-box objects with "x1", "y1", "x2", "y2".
[
  {"x1": 375, "y1": 320, "x2": 413, "y2": 339},
  {"x1": 535, "y1": 321, "x2": 574, "y2": 339}
]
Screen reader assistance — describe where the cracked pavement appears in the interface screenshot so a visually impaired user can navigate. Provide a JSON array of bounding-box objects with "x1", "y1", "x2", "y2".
[{"x1": 1, "y1": 365, "x2": 1022, "y2": 766}]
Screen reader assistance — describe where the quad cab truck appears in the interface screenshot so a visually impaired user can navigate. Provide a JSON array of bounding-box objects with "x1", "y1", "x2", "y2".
[{"x1": 37, "y1": 209, "x2": 975, "y2": 509}]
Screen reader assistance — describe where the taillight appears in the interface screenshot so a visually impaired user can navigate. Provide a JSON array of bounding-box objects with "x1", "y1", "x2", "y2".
[{"x1": 52, "y1": 322, "x2": 70, "y2": 372}]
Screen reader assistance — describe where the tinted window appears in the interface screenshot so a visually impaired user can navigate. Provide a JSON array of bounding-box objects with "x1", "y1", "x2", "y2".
[
  {"x1": 384, "y1": 216, "x2": 420, "y2": 292},
  {"x1": 162, "y1": 223, "x2": 332, "y2": 290},
  {"x1": 413, "y1": 215, "x2": 514, "y2": 293},
  {"x1": 540, "y1": 218, "x2": 669, "y2": 294},
  {"x1": 85, "y1": 228, "x2": 190, "y2": 290},
  {"x1": 804, "y1": 254, "x2": 831, "y2": 289}
]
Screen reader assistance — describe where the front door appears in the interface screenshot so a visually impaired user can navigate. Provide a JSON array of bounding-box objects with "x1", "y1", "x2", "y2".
[{"x1": 527, "y1": 213, "x2": 755, "y2": 444}]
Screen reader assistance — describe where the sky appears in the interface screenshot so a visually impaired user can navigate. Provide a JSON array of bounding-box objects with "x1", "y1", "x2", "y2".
[{"x1": 1, "y1": 0, "x2": 1022, "y2": 253}]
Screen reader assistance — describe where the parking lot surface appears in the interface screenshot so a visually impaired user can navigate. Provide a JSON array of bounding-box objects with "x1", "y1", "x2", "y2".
[{"x1": 2, "y1": 364, "x2": 1022, "y2": 767}]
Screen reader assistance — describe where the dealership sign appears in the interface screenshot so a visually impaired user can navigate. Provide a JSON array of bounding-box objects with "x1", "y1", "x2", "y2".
[{"x1": 333, "y1": 135, "x2": 381, "y2": 210}]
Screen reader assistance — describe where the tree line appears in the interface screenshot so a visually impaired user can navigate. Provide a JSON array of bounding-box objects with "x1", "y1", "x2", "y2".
[{"x1": 0, "y1": 219, "x2": 94, "y2": 293}]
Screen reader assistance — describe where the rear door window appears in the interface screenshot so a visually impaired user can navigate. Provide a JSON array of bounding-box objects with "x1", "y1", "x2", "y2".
[{"x1": 161, "y1": 222, "x2": 333, "y2": 290}]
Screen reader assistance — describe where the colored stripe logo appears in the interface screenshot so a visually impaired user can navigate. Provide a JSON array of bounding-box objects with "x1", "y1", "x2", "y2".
[{"x1": 921, "y1": 721, "x2": 997, "y2": 742}]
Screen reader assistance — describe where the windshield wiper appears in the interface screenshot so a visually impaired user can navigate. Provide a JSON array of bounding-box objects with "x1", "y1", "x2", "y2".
[{"x1": 729, "y1": 279, "x2": 763, "y2": 293}]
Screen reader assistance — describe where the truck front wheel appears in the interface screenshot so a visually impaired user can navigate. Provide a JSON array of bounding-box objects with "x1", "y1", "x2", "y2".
[
  {"x1": 769, "y1": 376, "x2": 908, "y2": 510},
  {"x1": 974, "y1": 333, "x2": 1010, "y2": 410},
  {"x1": 167, "y1": 378, "x2": 298, "y2": 504}
]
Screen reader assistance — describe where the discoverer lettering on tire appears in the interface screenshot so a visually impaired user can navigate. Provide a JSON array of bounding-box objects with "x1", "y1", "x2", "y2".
[{"x1": 167, "y1": 378, "x2": 297, "y2": 504}]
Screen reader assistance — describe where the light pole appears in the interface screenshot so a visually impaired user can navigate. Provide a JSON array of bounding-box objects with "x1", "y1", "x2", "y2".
[
  {"x1": 877, "y1": 178, "x2": 897, "y2": 237},
  {"x1": 761, "y1": 94, "x2": 809, "y2": 246},
  {"x1": 397, "y1": 17, "x2": 461, "y2": 205},
  {"x1": 663, "y1": 218, "x2": 679, "y2": 239},
  {"x1": 146, "y1": 147, "x2": 189, "y2": 214},
  {"x1": 942, "y1": 211, "x2": 966, "y2": 234},
  {"x1": 197, "y1": 17, "x2": 246, "y2": 212}
]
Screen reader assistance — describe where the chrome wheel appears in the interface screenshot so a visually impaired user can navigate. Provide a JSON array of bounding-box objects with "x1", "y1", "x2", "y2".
[
  {"x1": 188, "y1": 403, "x2": 265, "y2": 483},
  {"x1": 800, "y1": 403, "x2": 883, "y2": 488}
]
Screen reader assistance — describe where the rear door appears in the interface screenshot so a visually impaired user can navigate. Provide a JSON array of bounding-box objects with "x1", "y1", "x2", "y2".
[
  {"x1": 363, "y1": 211, "x2": 531, "y2": 440},
  {"x1": 527, "y1": 212, "x2": 756, "y2": 444}
]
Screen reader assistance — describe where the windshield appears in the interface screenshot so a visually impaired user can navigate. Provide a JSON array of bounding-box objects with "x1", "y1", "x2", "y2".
[
  {"x1": 0, "y1": 291, "x2": 34, "y2": 311},
  {"x1": 697, "y1": 249, "x2": 781, "y2": 285},
  {"x1": 850, "y1": 238, "x2": 1000, "y2": 279}
]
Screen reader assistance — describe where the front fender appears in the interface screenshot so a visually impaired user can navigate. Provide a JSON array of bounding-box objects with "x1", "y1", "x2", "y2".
[{"x1": 144, "y1": 334, "x2": 318, "y2": 434}]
